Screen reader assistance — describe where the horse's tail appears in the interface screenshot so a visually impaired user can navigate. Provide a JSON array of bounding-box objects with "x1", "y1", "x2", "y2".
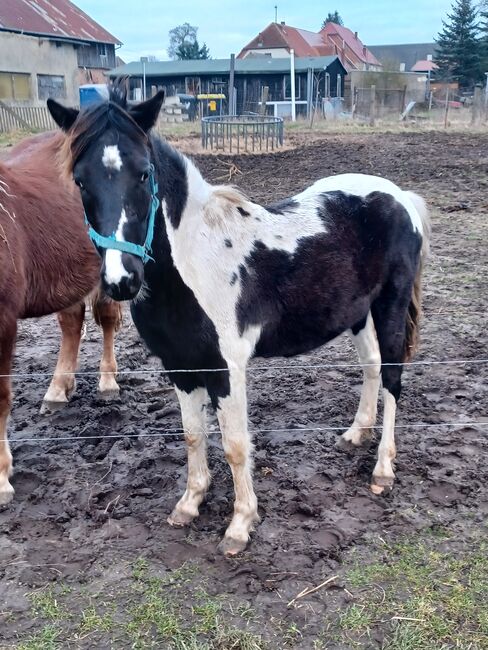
[
  {"x1": 403, "y1": 192, "x2": 430, "y2": 362},
  {"x1": 91, "y1": 286, "x2": 123, "y2": 332}
]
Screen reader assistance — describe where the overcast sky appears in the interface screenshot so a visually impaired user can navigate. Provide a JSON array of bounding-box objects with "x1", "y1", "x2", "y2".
[{"x1": 75, "y1": 0, "x2": 454, "y2": 62}]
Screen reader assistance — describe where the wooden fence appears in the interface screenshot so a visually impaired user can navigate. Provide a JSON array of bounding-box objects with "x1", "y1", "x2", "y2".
[{"x1": 0, "y1": 101, "x2": 56, "y2": 132}]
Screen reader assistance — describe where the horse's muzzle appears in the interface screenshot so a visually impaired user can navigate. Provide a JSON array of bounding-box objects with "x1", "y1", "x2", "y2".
[{"x1": 101, "y1": 254, "x2": 144, "y2": 301}]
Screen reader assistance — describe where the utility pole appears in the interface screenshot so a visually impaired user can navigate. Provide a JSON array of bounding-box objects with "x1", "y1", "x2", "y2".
[
  {"x1": 140, "y1": 56, "x2": 148, "y2": 100},
  {"x1": 229, "y1": 53, "x2": 235, "y2": 115},
  {"x1": 274, "y1": 5, "x2": 278, "y2": 22},
  {"x1": 290, "y1": 48, "x2": 296, "y2": 121}
]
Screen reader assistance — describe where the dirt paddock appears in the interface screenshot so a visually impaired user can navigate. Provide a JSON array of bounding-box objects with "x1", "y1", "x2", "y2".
[{"x1": 1, "y1": 130, "x2": 487, "y2": 649}]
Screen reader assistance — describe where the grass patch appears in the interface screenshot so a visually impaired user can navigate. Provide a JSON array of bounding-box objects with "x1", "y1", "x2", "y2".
[
  {"x1": 336, "y1": 534, "x2": 488, "y2": 650},
  {"x1": 14, "y1": 559, "x2": 264, "y2": 649},
  {"x1": 126, "y1": 561, "x2": 264, "y2": 649},
  {"x1": 16, "y1": 625, "x2": 60, "y2": 650}
]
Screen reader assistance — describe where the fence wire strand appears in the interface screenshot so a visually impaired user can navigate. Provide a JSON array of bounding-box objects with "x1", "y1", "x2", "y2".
[
  {"x1": 3, "y1": 357, "x2": 488, "y2": 381},
  {"x1": 9, "y1": 420, "x2": 488, "y2": 445}
]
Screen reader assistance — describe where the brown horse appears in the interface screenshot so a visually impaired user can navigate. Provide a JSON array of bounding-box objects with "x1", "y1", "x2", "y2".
[{"x1": 0, "y1": 131, "x2": 122, "y2": 505}]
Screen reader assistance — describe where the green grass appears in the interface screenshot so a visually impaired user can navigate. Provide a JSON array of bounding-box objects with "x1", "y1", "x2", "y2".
[
  {"x1": 335, "y1": 535, "x2": 488, "y2": 650},
  {"x1": 10, "y1": 532, "x2": 487, "y2": 650},
  {"x1": 12, "y1": 560, "x2": 265, "y2": 650}
]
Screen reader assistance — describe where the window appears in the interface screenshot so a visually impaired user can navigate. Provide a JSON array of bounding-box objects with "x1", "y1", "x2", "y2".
[
  {"x1": 283, "y1": 74, "x2": 301, "y2": 100},
  {"x1": 97, "y1": 43, "x2": 108, "y2": 56},
  {"x1": 37, "y1": 75, "x2": 66, "y2": 100},
  {"x1": 0, "y1": 72, "x2": 31, "y2": 100}
]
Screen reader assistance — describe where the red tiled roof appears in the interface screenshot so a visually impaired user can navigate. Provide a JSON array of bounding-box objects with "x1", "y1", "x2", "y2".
[
  {"x1": 411, "y1": 59, "x2": 438, "y2": 72},
  {"x1": 0, "y1": 0, "x2": 120, "y2": 44},
  {"x1": 238, "y1": 21, "x2": 379, "y2": 69},
  {"x1": 320, "y1": 23, "x2": 380, "y2": 66}
]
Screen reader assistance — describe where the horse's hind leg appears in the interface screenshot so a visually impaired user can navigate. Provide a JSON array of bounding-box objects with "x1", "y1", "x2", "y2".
[
  {"x1": 0, "y1": 320, "x2": 16, "y2": 504},
  {"x1": 370, "y1": 280, "x2": 412, "y2": 494},
  {"x1": 92, "y1": 292, "x2": 121, "y2": 398},
  {"x1": 339, "y1": 312, "x2": 381, "y2": 448},
  {"x1": 168, "y1": 386, "x2": 210, "y2": 527},
  {"x1": 41, "y1": 303, "x2": 85, "y2": 414}
]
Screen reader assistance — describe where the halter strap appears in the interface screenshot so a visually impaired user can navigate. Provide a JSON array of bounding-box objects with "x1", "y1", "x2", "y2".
[{"x1": 84, "y1": 165, "x2": 159, "y2": 264}]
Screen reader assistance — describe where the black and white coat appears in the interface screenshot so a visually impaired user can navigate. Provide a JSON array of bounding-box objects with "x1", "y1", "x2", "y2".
[
  {"x1": 130, "y1": 139, "x2": 428, "y2": 554},
  {"x1": 48, "y1": 93, "x2": 429, "y2": 555}
]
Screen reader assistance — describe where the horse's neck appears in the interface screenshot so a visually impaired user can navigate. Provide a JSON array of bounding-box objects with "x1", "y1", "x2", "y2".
[{"x1": 154, "y1": 137, "x2": 211, "y2": 229}]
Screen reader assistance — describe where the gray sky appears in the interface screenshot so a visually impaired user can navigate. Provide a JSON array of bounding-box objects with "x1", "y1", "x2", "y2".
[{"x1": 76, "y1": 0, "x2": 453, "y2": 62}]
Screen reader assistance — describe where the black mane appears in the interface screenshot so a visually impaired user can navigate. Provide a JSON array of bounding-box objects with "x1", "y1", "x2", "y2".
[{"x1": 66, "y1": 79, "x2": 147, "y2": 170}]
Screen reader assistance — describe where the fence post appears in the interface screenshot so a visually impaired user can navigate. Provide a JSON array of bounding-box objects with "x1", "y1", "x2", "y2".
[
  {"x1": 444, "y1": 88, "x2": 450, "y2": 128},
  {"x1": 369, "y1": 85, "x2": 376, "y2": 126},
  {"x1": 471, "y1": 85, "x2": 482, "y2": 126},
  {"x1": 260, "y1": 86, "x2": 269, "y2": 116},
  {"x1": 401, "y1": 85, "x2": 407, "y2": 113}
]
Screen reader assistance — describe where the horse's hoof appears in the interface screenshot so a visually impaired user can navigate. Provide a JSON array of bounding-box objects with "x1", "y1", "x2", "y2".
[
  {"x1": 371, "y1": 475, "x2": 394, "y2": 495},
  {"x1": 167, "y1": 509, "x2": 196, "y2": 527},
  {"x1": 0, "y1": 482, "x2": 14, "y2": 505},
  {"x1": 335, "y1": 436, "x2": 359, "y2": 452},
  {"x1": 217, "y1": 536, "x2": 248, "y2": 557},
  {"x1": 39, "y1": 400, "x2": 68, "y2": 415},
  {"x1": 97, "y1": 388, "x2": 120, "y2": 401}
]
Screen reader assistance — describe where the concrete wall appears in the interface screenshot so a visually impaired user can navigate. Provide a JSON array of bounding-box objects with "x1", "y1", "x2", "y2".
[{"x1": 0, "y1": 32, "x2": 79, "y2": 106}]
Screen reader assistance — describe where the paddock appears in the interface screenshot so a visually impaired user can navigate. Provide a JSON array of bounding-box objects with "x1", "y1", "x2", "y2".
[{"x1": 1, "y1": 128, "x2": 487, "y2": 648}]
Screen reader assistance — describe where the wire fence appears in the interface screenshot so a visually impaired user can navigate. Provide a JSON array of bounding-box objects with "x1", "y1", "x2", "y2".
[
  {"x1": 10, "y1": 420, "x2": 488, "y2": 446},
  {"x1": 4, "y1": 356, "x2": 488, "y2": 380}
]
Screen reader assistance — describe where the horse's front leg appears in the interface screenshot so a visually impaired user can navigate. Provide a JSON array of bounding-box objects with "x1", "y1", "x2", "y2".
[
  {"x1": 93, "y1": 296, "x2": 122, "y2": 398},
  {"x1": 168, "y1": 386, "x2": 210, "y2": 526},
  {"x1": 41, "y1": 303, "x2": 85, "y2": 413},
  {"x1": 216, "y1": 368, "x2": 259, "y2": 556},
  {"x1": 0, "y1": 320, "x2": 16, "y2": 504}
]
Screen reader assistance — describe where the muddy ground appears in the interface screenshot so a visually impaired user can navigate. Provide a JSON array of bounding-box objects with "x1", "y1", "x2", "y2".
[{"x1": 1, "y1": 130, "x2": 487, "y2": 649}]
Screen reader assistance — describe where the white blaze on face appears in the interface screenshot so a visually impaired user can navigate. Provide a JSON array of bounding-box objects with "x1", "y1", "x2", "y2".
[
  {"x1": 104, "y1": 209, "x2": 133, "y2": 285},
  {"x1": 102, "y1": 145, "x2": 123, "y2": 171}
]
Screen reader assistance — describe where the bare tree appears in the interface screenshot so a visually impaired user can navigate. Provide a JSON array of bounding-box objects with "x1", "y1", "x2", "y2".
[{"x1": 168, "y1": 23, "x2": 197, "y2": 59}]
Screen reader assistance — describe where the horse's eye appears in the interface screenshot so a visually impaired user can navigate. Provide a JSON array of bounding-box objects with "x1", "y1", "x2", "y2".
[
  {"x1": 74, "y1": 178, "x2": 84, "y2": 189},
  {"x1": 140, "y1": 170, "x2": 149, "y2": 183}
]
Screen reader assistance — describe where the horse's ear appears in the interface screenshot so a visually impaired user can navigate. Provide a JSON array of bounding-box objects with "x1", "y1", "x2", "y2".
[
  {"x1": 47, "y1": 99, "x2": 79, "y2": 132},
  {"x1": 129, "y1": 90, "x2": 165, "y2": 132}
]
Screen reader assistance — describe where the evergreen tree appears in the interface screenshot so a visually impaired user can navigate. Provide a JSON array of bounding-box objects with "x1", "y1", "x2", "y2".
[
  {"x1": 175, "y1": 40, "x2": 210, "y2": 60},
  {"x1": 435, "y1": 0, "x2": 482, "y2": 89},
  {"x1": 322, "y1": 11, "x2": 344, "y2": 27}
]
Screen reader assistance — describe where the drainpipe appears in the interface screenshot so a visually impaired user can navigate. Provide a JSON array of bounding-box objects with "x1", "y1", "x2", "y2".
[{"x1": 290, "y1": 48, "x2": 296, "y2": 121}]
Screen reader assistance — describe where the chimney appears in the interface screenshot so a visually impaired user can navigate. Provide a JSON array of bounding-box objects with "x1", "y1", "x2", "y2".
[
  {"x1": 281, "y1": 21, "x2": 285, "y2": 25},
  {"x1": 400, "y1": 62, "x2": 406, "y2": 72},
  {"x1": 354, "y1": 31, "x2": 358, "y2": 39},
  {"x1": 427, "y1": 54, "x2": 433, "y2": 61},
  {"x1": 363, "y1": 46, "x2": 367, "y2": 56}
]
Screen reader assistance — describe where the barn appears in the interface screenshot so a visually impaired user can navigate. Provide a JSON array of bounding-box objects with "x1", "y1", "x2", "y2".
[{"x1": 109, "y1": 55, "x2": 347, "y2": 118}]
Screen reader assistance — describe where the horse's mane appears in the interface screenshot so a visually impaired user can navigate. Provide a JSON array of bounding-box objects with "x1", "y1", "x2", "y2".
[{"x1": 61, "y1": 79, "x2": 148, "y2": 176}]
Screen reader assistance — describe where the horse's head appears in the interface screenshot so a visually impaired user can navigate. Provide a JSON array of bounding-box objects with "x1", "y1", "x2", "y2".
[{"x1": 48, "y1": 82, "x2": 165, "y2": 301}]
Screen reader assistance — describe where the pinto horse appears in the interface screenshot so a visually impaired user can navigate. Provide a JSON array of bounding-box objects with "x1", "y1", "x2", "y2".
[
  {"x1": 0, "y1": 132, "x2": 122, "y2": 506},
  {"x1": 49, "y1": 86, "x2": 430, "y2": 555}
]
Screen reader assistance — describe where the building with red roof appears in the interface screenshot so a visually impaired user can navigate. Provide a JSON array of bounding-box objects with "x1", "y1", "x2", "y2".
[
  {"x1": 0, "y1": 0, "x2": 120, "y2": 107},
  {"x1": 238, "y1": 21, "x2": 381, "y2": 72}
]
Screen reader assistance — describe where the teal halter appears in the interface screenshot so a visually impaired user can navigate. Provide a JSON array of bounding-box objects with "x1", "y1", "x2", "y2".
[{"x1": 84, "y1": 165, "x2": 159, "y2": 264}]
